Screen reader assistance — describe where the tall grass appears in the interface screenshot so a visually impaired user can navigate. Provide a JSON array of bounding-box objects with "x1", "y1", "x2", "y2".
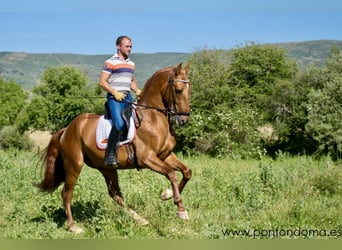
[{"x1": 0, "y1": 150, "x2": 341, "y2": 239}]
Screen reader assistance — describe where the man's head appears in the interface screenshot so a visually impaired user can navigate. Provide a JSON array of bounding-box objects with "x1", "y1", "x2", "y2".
[{"x1": 116, "y1": 35, "x2": 132, "y2": 59}]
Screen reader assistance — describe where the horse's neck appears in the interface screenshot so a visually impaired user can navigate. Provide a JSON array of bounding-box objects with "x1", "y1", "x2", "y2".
[
  {"x1": 140, "y1": 70, "x2": 170, "y2": 106},
  {"x1": 137, "y1": 88, "x2": 171, "y2": 127},
  {"x1": 139, "y1": 86, "x2": 164, "y2": 109}
]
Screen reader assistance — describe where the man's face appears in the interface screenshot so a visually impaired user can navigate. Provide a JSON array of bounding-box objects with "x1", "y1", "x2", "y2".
[{"x1": 117, "y1": 38, "x2": 132, "y2": 58}]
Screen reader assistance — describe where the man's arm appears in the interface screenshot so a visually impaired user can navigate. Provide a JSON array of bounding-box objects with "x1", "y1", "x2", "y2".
[
  {"x1": 131, "y1": 77, "x2": 141, "y2": 95},
  {"x1": 99, "y1": 71, "x2": 125, "y2": 101},
  {"x1": 99, "y1": 71, "x2": 113, "y2": 94}
]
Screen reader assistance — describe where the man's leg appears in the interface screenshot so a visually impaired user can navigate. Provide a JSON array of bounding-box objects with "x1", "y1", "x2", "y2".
[{"x1": 104, "y1": 124, "x2": 120, "y2": 166}]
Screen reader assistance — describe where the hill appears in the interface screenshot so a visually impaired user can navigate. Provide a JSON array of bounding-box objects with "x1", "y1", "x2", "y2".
[
  {"x1": 1, "y1": 40, "x2": 342, "y2": 90},
  {"x1": 277, "y1": 40, "x2": 342, "y2": 67},
  {"x1": 0, "y1": 52, "x2": 189, "y2": 90}
]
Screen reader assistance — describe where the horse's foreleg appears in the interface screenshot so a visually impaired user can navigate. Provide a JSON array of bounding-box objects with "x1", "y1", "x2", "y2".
[
  {"x1": 165, "y1": 153, "x2": 192, "y2": 194},
  {"x1": 141, "y1": 155, "x2": 189, "y2": 219},
  {"x1": 164, "y1": 153, "x2": 192, "y2": 219},
  {"x1": 165, "y1": 170, "x2": 188, "y2": 219}
]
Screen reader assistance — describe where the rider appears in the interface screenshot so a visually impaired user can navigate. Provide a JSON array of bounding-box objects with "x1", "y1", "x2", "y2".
[{"x1": 99, "y1": 35, "x2": 142, "y2": 167}]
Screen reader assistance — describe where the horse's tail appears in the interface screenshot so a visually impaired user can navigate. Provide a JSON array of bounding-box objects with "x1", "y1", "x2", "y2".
[{"x1": 35, "y1": 128, "x2": 66, "y2": 193}]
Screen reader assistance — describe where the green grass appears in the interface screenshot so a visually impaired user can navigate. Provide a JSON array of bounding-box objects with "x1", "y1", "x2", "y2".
[{"x1": 0, "y1": 150, "x2": 341, "y2": 239}]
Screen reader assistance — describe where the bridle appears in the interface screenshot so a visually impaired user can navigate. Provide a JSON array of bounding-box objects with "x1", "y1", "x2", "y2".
[
  {"x1": 125, "y1": 70, "x2": 191, "y2": 117},
  {"x1": 163, "y1": 71, "x2": 191, "y2": 117}
]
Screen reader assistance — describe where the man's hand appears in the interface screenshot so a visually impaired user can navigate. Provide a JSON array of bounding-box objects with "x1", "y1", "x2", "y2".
[
  {"x1": 135, "y1": 89, "x2": 142, "y2": 97},
  {"x1": 111, "y1": 90, "x2": 126, "y2": 101}
]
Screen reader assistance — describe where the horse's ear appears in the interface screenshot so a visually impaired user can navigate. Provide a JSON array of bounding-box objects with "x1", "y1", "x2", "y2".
[
  {"x1": 183, "y1": 63, "x2": 190, "y2": 74},
  {"x1": 173, "y1": 63, "x2": 183, "y2": 76}
]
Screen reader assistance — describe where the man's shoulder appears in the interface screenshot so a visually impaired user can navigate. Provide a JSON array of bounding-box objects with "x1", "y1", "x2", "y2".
[
  {"x1": 105, "y1": 54, "x2": 120, "y2": 63},
  {"x1": 104, "y1": 54, "x2": 134, "y2": 65}
]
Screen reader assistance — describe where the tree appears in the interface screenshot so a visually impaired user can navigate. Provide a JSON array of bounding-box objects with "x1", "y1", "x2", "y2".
[
  {"x1": 175, "y1": 47, "x2": 269, "y2": 158},
  {"x1": 0, "y1": 78, "x2": 27, "y2": 129},
  {"x1": 305, "y1": 48, "x2": 342, "y2": 159},
  {"x1": 229, "y1": 43, "x2": 298, "y2": 111},
  {"x1": 188, "y1": 49, "x2": 232, "y2": 111},
  {"x1": 18, "y1": 66, "x2": 103, "y2": 132}
]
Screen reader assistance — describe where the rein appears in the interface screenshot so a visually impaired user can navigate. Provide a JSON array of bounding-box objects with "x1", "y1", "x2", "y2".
[
  {"x1": 121, "y1": 71, "x2": 190, "y2": 117},
  {"x1": 122, "y1": 100, "x2": 169, "y2": 114}
]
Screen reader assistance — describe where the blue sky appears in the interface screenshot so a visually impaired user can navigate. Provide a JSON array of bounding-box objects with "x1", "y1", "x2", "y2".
[{"x1": 1, "y1": 0, "x2": 342, "y2": 54}]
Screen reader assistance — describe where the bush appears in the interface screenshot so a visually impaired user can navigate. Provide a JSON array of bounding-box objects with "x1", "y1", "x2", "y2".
[
  {"x1": 176, "y1": 108, "x2": 266, "y2": 159},
  {"x1": 306, "y1": 77, "x2": 342, "y2": 159},
  {"x1": 0, "y1": 126, "x2": 33, "y2": 150}
]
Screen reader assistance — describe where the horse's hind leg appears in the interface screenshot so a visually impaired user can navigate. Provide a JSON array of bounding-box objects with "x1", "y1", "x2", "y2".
[
  {"x1": 61, "y1": 160, "x2": 83, "y2": 234},
  {"x1": 100, "y1": 169, "x2": 149, "y2": 225},
  {"x1": 59, "y1": 140, "x2": 84, "y2": 234},
  {"x1": 100, "y1": 169, "x2": 125, "y2": 207}
]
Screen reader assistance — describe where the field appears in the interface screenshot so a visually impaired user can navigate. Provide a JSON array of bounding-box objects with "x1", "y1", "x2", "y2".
[{"x1": 0, "y1": 149, "x2": 341, "y2": 239}]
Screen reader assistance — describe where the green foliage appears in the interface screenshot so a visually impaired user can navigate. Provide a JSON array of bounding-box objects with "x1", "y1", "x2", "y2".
[
  {"x1": 0, "y1": 78, "x2": 28, "y2": 128},
  {"x1": 18, "y1": 66, "x2": 103, "y2": 132},
  {"x1": 1, "y1": 151, "x2": 341, "y2": 239},
  {"x1": 0, "y1": 126, "x2": 33, "y2": 150},
  {"x1": 311, "y1": 164, "x2": 342, "y2": 195},
  {"x1": 176, "y1": 108, "x2": 265, "y2": 159},
  {"x1": 188, "y1": 50, "x2": 232, "y2": 110},
  {"x1": 180, "y1": 44, "x2": 299, "y2": 158},
  {"x1": 303, "y1": 48, "x2": 342, "y2": 159},
  {"x1": 16, "y1": 97, "x2": 49, "y2": 132},
  {"x1": 229, "y1": 44, "x2": 297, "y2": 109},
  {"x1": 306, "y1": 78, "x2": 342, "y2": 159}
]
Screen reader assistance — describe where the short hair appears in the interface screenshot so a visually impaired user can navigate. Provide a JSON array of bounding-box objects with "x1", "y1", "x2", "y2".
[{"x1": 116, "y1": 36, "x2": 132, "y2": 46}]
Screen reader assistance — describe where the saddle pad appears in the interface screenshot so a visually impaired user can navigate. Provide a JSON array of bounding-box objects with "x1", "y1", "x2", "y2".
[{"x1": 96, "y1": 115, "x2": 136, "y2": 150}]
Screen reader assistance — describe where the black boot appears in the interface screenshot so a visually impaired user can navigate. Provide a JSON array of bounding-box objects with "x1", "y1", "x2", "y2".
[{"x1": 104, "y1": 126, "x2": 120, "y2": 167}]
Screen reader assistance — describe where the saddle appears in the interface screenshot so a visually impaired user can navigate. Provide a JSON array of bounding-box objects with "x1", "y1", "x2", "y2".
[{"x1": 96, "y1": 103, "x2": 137, "y2": 165}]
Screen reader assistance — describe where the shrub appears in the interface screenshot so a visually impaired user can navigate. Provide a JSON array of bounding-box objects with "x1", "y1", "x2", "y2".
[
  {"x1": 0, "y1": 125, "x2": 33, "y2": 150},
  {"x1": 176, "y1": 108, "x2": 266, "y2": 159}
]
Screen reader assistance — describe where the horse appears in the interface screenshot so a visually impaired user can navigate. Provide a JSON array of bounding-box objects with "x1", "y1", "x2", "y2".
[{"x1": 35, "y1": 63, "x2": 192, "y2": 233}]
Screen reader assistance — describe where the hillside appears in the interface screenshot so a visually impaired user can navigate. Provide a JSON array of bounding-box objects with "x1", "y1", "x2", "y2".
[
  {"x1": 277, "y1": 40, "x2": 342, "y2": 67},
  {"x1": 0, "y1": 52, "x2": 189, "y2": 90},
  {"x1": 1, "y1": 40, "x2": 342, "y2": 90}
]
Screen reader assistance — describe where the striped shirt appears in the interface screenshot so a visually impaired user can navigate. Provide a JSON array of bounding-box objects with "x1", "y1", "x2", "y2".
[{"x1": 102, "y1": 53, "x2": 135, "y2": 91}]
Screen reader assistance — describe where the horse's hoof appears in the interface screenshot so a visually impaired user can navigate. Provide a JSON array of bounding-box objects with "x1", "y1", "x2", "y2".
[
  {"x1": 176, "y1": 210, "x2": 189, "y2": 220},
  {"x1": 69, "y1": 225, "x2": 83, "y2": 234},
  {"x1": 160, "y1": 189, "x2": 173, "y2": 200},
  {"x1": 127, "y1": 208, "x2": 149, "y2": 225}
]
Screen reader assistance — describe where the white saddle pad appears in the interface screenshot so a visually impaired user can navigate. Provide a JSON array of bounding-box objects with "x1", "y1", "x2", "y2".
[{"x1": 96, "y1": 115, "x2": 135, "y2": 150}]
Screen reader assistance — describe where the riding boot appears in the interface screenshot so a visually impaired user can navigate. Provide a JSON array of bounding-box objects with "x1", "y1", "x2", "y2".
[{"x1": 104, "y1": 126, "x2": 120, "y2": 167}]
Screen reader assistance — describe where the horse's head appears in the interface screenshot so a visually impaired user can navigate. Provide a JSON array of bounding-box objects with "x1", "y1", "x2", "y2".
[
  {"x1": 139, "y1": 62, "x2": 191, "y2": 126},
  {"x1": 165, "y1": 63, "x2": 191, "y2": 126}
]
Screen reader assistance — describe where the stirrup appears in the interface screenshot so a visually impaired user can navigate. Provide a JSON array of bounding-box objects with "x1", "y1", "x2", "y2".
[{"x1": 104, "y1": 155, "x2": 120, "y2": 167}]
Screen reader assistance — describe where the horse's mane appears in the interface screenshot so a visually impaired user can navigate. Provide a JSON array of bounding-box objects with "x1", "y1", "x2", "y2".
[{"x1": 142, "y1": 66, "x2": 173, "y2": 93}]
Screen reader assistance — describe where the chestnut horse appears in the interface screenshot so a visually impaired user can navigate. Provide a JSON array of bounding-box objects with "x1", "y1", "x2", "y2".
[{"x1": 35, "y1": 63, "x2": 192, "y2": 233}]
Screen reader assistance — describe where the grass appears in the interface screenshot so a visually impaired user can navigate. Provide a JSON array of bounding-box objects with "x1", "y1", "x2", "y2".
[{"x1": 0, "y1": 149, "x2": 341, "y2": 239}]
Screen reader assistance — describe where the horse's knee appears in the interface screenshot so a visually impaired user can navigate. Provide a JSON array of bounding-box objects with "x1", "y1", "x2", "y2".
[{"x1": 167, "y1": 171, "x2": 178, "y2": 182}]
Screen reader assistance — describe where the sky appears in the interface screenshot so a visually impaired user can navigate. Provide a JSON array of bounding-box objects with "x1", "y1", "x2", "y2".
[{"x1": 1, "y1": 0, "x2": 342, "y2": 54}]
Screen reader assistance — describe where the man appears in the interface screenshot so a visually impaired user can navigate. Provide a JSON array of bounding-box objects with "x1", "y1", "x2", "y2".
[{"x1": 99, "y1": 35, "x2": 141, "y2": 166}]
